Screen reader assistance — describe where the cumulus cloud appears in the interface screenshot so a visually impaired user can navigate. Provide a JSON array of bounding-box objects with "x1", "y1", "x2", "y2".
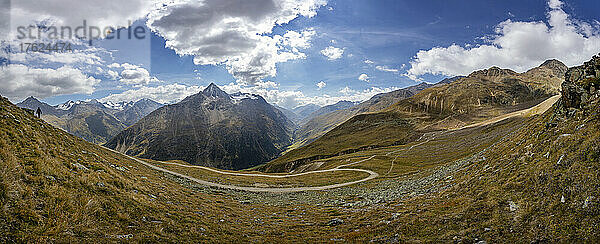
[
  {"x1": 281, "y1": 29, "x2": 316, "y2": 49},
  {"x1": 406, "y1": 0, "x2": 600, "y2": 79},
  {"x1": 358, "y1": 73, "x2": 370, "y2": 82},
  {"x1": 364, "y1": 59, "x2": 374, "y2": 64},
  {"x1": 100, "y1": 83, "x2": 204, "y2": 104},
  {"x1": 320, "y1": 46, "x2": 344, "y2": 60},
  {"x1": 0, "y1": 64, "x2": 99, "y2": 101},
  {"x1": 316, "y1": 81, "x2": 326, "y2": 89},
  {"x1": 338, "y1": 86, "x2": 399, "y2": 101},
  {"x1": 339, "y1": 86, "x2": 354, "y2": 95},
  {"x1": 254, "y1": 80, "x2": 279, "y2": 89},
  {"x1": 147, "y1": 0, "x2": 326, "y2": 85},
  {"x1": 9, "y1": 50, "x2": 103, "y2": 65},
  {"x1": 7, "y1": 0, "x2": 158, "y2": 41},
  {"x1": 375, "y1": 65, "x2": 399, "y2": 73},
  {"x1": 548, "y1": 0, "x2": 562, "y2": 9},
  {"x1": 118, "y1": 63, "x2": 158, "y2": 86}
]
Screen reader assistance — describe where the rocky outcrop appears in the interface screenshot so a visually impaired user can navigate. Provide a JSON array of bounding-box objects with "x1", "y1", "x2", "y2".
[
  {"x1": 539, "y1": 59, "x2": 569, "y2": 77},
  {"x1": 468, "y1": 66, "x2": 518, "y2": 79},
  {"x1": 561, "y1": 54, "x2": 600, "y2": 109}
]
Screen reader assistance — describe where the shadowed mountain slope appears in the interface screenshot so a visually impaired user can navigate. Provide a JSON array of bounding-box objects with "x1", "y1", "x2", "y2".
[{"x1": 106, "y1": 83, "x2": 294, "y2": 170}]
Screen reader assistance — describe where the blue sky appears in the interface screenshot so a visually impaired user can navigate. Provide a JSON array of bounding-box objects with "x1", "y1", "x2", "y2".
[{"x1": 1, "y1": 0, "x2": 599, "y2": 108}]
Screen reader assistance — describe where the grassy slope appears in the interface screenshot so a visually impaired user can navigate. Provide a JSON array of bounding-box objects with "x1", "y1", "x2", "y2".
[
  {"x1": 0, "y1": 96, "x2": 225, "y2": 241},
  {"x1": 264, "y1": 111, "x2": 434, "y2": 172},
  {"x1": 264, "y1": 69, "x2": 557, "y2": 173},
  {"x1": 3, "y1": 90, "x2": 598, "y2": 242},
  {"x1": 290, "y1": 84, "x2": 425, "y2": 151},
  {"x1": 0, "y1": 96, "x2": 346, "y2": 242},
  {"x1": 348, "y1": 97, "x2": 600, "y2": 242}
]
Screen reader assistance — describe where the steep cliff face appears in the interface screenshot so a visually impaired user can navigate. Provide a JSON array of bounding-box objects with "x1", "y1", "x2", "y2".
[{"x1": 106, "y1": 83, "x2": 294, "y2": 170}]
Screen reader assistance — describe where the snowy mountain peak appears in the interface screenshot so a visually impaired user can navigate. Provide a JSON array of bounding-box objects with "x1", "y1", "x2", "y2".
[
  {"x1": 102, "y1": 101, "x2": 135, "y2": 111},
  {"x1": 203, "y1": 83, "x2": 230, "y2": 98},
  {"x1": 56, "y1": 100, "x2": 76, "y2": 110},
  {"x1": 230, "y1": 92, "x2": 260, "y2": 104}
]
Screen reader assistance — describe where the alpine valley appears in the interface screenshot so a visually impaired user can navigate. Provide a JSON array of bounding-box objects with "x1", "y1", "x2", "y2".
[{"x1": 2, "y1": 0, "x2": 600, "y2": 242}]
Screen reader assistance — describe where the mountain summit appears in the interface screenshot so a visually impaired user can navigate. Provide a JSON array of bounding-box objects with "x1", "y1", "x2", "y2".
[
  {"x1": 203, "y1": 83, "x2": 230, "y2": 98},
  {"x1": 106, "y1": 84, "x2": 294, "y2": 170},
  {"x1": 539, "y1": 59, "x2": 569, "y2": 76}
]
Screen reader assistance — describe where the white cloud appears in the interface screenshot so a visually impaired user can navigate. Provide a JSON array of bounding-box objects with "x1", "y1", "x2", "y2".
[
  {"x1": 320, "y1": 46, "x2": 344, "y2": 60},
  {"x1": 548, "y1": 0, "x2": 563, "y2": 9},
  {"x1": 406, "y1": 0, "x2": 600, "y2": 79},
  {"x1": 118, "y1": 63, "x2": 158, "y2": 86},
  {"x1": 7, "y1": 0, "x2": 158, "y2": 41},
  {"x1": 316, "y1": 81, "x2": 326, "y2": 89},
  {"x1": 219, "y1": 82, "x2": 398, "y2": 109},
  {"x1": 107, "y1": 70, "x2": 119, "y2": 80},
  {"x1": 339, "y1": 86, "x2": 354, "y2": 94},
  {"x1": 364, "y1": 59, "x2": 374, "y2": 64},
  {"x1": 8, "y1": 50, "x2": 103, "y2": 65},
  {"x1": 255, "y1": 81, "x2": 279, "y2": 89},
  {"x1": 0, "y1": 64, "x2": 99, "y2": 101},
  {"x1": 108, "y1": 63, "x2": 121, "y2": 69},
  {"x1": 375, "y1": 65, "x2": 399, "y2": 73},
  {"x1": 281, "y1": 29, "x2": 316, "y2": 49},
  {"x1": 358, "y1": 73, "x2": 370, "y2": 82},
  {"x1": 147, "y1": 0, "x2": 326, "y2": 85},
  {"x1": 100, "y1": 83, "x2": 204, "y2": 104},
  {"x1": 335, "y1": 86, "x2": 399, "y2": 103}
]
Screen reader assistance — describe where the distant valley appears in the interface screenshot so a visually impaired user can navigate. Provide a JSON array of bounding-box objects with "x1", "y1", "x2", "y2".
[{"x1": 262, "y1": 59, "x2": 567, "y2": 172}]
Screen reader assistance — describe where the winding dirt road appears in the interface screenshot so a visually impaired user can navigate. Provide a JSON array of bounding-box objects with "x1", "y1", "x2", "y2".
[
  {"x1": 111, "y1": 149, "x2": 378, "y2": 193},
  {"x1": 108, "y1": 95, "x2": 561, "y2": 193}
]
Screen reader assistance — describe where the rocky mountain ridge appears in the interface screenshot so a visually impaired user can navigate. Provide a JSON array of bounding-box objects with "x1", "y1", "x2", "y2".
[
  {"x1": 264, "y1": 60, "x2": 567, "y2": 172},
  {"x1": 16, "y1": 97, "x2": 163, "y2": 144},
  {"x1": 289, "y1": 79, "x2": 461, "y2": 150},
  {"x1": 105, "y1": 83, "x2": 294, "y2": 170}
]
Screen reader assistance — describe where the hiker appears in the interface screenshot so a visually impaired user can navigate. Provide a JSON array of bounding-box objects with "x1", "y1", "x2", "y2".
[{"x1": 36, "y1": 107, "x2": 42, "y2": 118}]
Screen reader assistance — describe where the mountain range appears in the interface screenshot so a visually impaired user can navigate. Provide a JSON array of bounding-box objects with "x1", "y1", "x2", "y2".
[
  {"x1": 16, "y1": 97, "x2": 163, "y2": 144},
  {"x1": 262, "y1": 59, "x2": 568, "y2": 172},
  {"x1": 289, "y1": 80, "x2": 453, "y2": 150},
  {"x1": 105, "y1": 83, "x2": 294, "y2": 170},
  {"x1": 2, "y1": 55, "x2": 599, "y2": 242}
]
